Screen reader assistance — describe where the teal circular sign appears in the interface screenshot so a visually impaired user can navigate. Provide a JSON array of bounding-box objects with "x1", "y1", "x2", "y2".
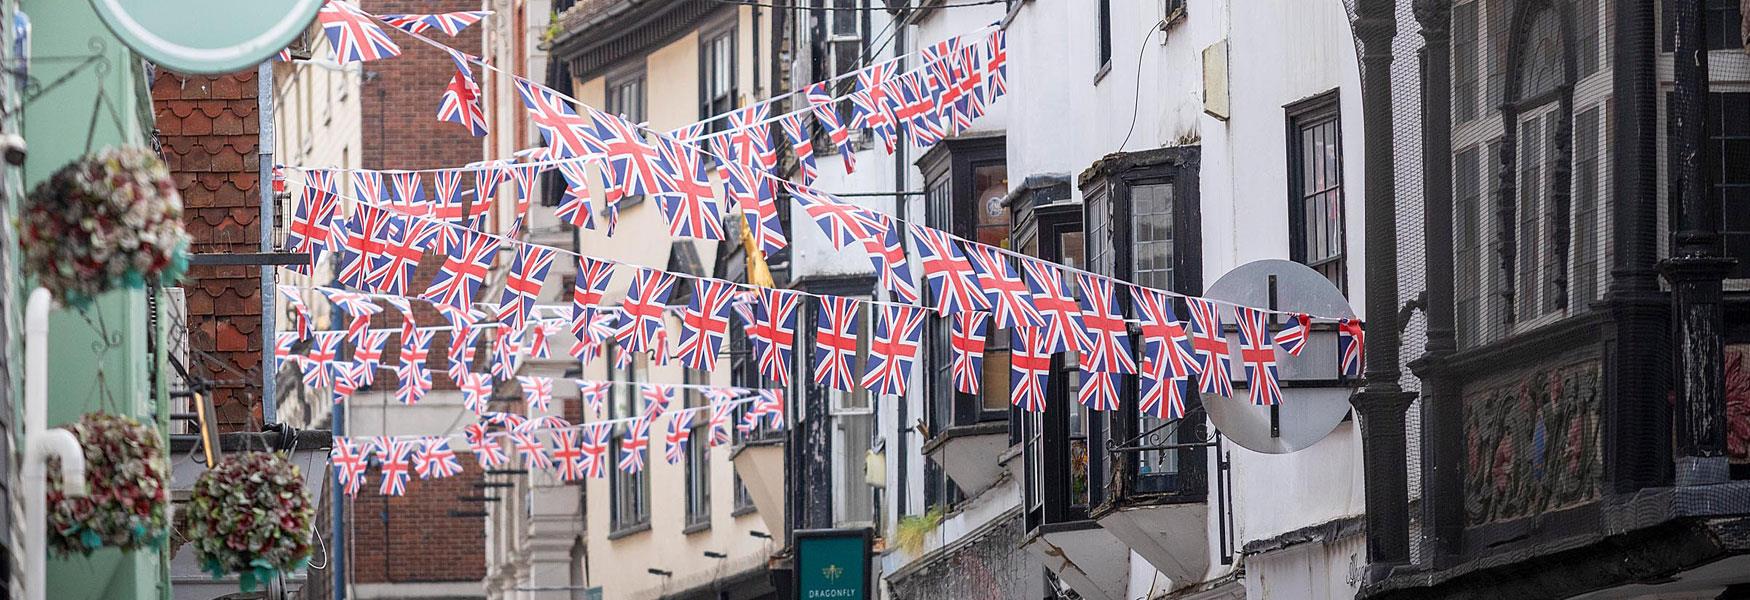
[{"x1": 90, "y1": 0, "x2": 323, "y2": 73}]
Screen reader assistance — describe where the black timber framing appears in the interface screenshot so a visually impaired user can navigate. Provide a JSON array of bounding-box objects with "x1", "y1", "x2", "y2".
[{"x1": 552, "y1": 0, "x2": 730, "y2": 81}]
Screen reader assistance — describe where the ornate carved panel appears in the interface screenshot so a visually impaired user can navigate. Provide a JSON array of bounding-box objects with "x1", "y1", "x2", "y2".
[{"x1": 1462, "y1": 356, "x2": 1603, "y2": 526}]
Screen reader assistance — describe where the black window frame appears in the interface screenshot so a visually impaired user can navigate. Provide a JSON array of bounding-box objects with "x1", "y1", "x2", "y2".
[
  {"x1": 698, "y1": 19, "x2": 738, "y2": 134},
  {"x1": 1285, "y1": 89, "x2": 1349, "y2": 295},
  {"x1": 607, "y1": 341, "x2": 652, "y2": 536},
  {"x1": 683, "y1": 367, "x2": 712, "y2": 532},
  {"x1": 1079, "y1": 146, "x2": 1208, "y2": 507}
]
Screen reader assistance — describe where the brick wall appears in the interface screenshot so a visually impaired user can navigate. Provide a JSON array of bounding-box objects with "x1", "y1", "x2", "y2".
[
  {"x1": 153, "y1": 69, "x2": 264, "y2": 432},
  {"x1": 351, "y1": 0, "x2": 490, "y2": 587}
]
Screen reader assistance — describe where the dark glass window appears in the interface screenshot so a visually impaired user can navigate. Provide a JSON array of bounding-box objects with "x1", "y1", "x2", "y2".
[
  {"x1": 1453, "y1": 1, "x2": 1481, "y2": 123},
  {"x1": 609, "y1": 343, "x2": 651, "y2": 533},
  {"x1": 1287, "y1": 91, "x2": 1347, "y2": 293},
  {"x1": 1702, "y1": 93, "x2": 1750, "y2": 278},
  {"x1": 700, "y1": 25, "x2": 736, "y2": 134},
  {"x1": 684, "y1": 368, "x2": 711, "y2": 530},
  {"x1": 1663, "y1": 0, "x2": 1745, "y2": 51},
  {"x1": 1097, "y1": 0, "x2": 1113, "y2": 69},
  {"x1": 918, "y1": 137, "x2": 1010, "y2": 440}
]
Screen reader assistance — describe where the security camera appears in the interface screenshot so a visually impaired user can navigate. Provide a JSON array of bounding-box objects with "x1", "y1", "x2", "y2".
[{"x1": 0, "y1": 134, "x2": 25, "y2": 166}]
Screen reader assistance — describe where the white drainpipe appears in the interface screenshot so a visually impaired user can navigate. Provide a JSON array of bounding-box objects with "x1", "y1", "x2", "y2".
[{"x1": 23, "y1": 288, "x2": 86, "y2": 600}]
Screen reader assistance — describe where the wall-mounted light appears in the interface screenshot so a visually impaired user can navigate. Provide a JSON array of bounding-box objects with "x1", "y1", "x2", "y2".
[
  {"x1": 749, "y1": 531, "x2": 771, "y2": 540},
  {"x1": 703, "y1": 551, "x2": 728, "y2": 559},
  {"x1": 647, "y1": 568, "x2": 673, "y2": 578}
]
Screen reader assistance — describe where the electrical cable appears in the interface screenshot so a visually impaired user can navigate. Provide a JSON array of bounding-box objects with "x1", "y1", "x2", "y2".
[{"x1": 1118, "y1": 19, "x2": 1166, "y2": 153}]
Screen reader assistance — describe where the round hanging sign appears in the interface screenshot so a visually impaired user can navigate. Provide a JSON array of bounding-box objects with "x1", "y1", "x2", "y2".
[{"x1": 89, "y1": 0, "x2": 322, "y2": 74}]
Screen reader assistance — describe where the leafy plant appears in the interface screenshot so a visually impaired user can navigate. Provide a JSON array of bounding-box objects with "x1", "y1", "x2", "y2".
[
  {"x1": 47, "y1": 413, "x2": 167, "y2": 555},
  {"x1": 185, "y1": 452, "x2": 315, "y2": 591},
  {"x1": 893, "y1": 507, "x2": 945, "y2": 556},
  {"x1": 19, "y1": 146, "x2": 189, "y2": 307}
]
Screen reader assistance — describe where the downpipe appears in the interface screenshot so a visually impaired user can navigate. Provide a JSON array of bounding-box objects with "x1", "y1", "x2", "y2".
[{"x1": 23, "y1": 288, "x2": 86, "y2": 600}]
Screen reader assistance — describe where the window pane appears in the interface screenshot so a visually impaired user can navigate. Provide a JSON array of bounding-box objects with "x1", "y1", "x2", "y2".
[{"x1": 1132, "y1": 183, "x2": 1175, "y2": 289}]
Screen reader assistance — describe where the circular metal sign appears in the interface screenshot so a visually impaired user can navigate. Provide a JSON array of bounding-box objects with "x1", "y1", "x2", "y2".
[
  {"x1": 1202, "y1": 259, "x2": 1358, "y2": 454},
  {"x1": 90, "y1": 0, "x2": 322, "y2": 73}
]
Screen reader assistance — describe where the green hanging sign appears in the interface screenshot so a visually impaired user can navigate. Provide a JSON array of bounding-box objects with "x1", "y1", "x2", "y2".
[
  {"x1": 88, "y1": 0, "x2": 322, "y2": 73},
  {"x1": 795, "y1": 528, "x2": 873, "y2": 600}
]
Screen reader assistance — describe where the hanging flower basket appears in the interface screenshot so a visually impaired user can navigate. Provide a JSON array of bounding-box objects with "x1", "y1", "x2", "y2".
[
  {"x1": 46, "y1": 413, "x2": 168, "y2": 555},
  {"x1": 185, "y1": 452, "x2": 315, "y2": 591},
  {"x1": 19, "y1": 146, "x2": 189, "y2": 307}
]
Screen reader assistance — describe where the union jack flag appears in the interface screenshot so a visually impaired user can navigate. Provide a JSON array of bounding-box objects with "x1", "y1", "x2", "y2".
[
  {"x1": 677, "y1": 279, "x2": 736, "y2": 371},
  {"x1": 287, "y1": 169, "x2": 339, "y2": 274},
  {"x1": 1338, "y1": 318, "x2": 1364, "y2": 379},
  {"x1": 378, "y1": 10, "x2": 489, "y2": 36},
  {"x1": 377, "y1": 439, "x2": 414, "y2": 496},
  {"x1": 813, "y1": 296, "x2": 861, "y2": 391},
  {"x1": 317, "y1": 0, "x2": 401, "y2": 63},
  {"x1": 849, "y1": 64, "x2": 898, "y2": 153},
  {"x1": 1235, "y1": 307, "x2": 1284, "y2": 406},
  {"x1": 527, "y1": 321, "x2": 553, "y2": 359},
  {"x1": 652, "y1": 135, "x2": 723, "y2": 239},
  {"x1": 490, "y1": 330, "x2": 524, "y2": 381},
  {"x1": 1187, "y1": 298, "x2": 1234, "y2": 397},
  {"x1": 572, "y1": 257, "x2": 616, "y2": 319},
  {"x1": 1075, "y1": 274, "x2": 1136, "y2": 374},
  {"x1": 707, "y1": 400, "x2": 734, "y2": 447},
  {"x1": 580, "y1": 423, "x2": 612, "y2": 478},
  {"x1": 506, "y1": 163, "x2": 542, "y2": 222},
  {"x1": 1134, "y1": 289, "x2": 1198, "y2": 419},
  {"x1": 515, "y1": 78, "x2": 603, "y2": 159},
  {"x1": 386, "y1": 171, "x2": 427, "y2": 216},
  {"x1": 965, "y1": 244, "x2": 1041, "y2": 328},
  {"x1": 436, "y1": 303, "x2": 481, "y2": 356},
  {"x1": 791, "y1": 185, "x2": 879, "y2": 250},
  {"x1": 330, "y1": 361, "x2": 365, "y2": 404},
  {"x1": 778, "y1": 114, "x2": 817, "y2": 184},
  {"x1": 985, "y1": 29, "x2": 1008, "y2": 100},
  {"x1": 423, "y1": 229, "x2": 501, "y2": 309},
  {"x1": 1021, "y1": 260, "x2": 1087, "y2": 354},
  {"x1": 619, "y1": 417, "x2": 651, "y2": 474},
  {"x1": 414, "y1": 437, "x2": 464, "y2": 479},
  {"x1": 921, "y1": 39, "x2": 965, "y2": 131},
  {"x1": 369, "y1": 216, "x2": 438, "y2": 296},
  {"x1": 401, "y1": 328, "x2": 434, "y2": 369},
  {"x1": 593, "y1": 112, "x2": 673, "y2": 197},
  {"x1": 354, "y1": 329, "x2": 391, "y2": 372},
  {"x1": 430, "y1": 170, "x2": 466, "y2": 227},
  {"x1": 459, "y1": 372, "x2": 492, "y2": 414},
  {"x1": 714, "y1": 138, "x2": 787, "y2": 257},
  {"x1": 331, "y1": 437, "x2": 369, "y2": 496},
  {"x1": 279, "y1": 285, "x2": 314, "y2": 340},
  {"x1": 337, "y1": 206, "x2": 391, "y2": 290},
  {"x1": 510, "y1": 429, "x2": 547, "y2": 468},
  {"x1": 950, "y1": 311, "x2": 990, "y2": 394},
  {"x1": 554, "y1": 161, "x2": 596, "y2": 229},
  {"x1": 548, "y1": 429, "x2": 585, "y2": 480},
  {"x1": 1275, "y1": 313, "x2": 1312, "y2": 356},
  {"x1": 304, "y1": 332, "x2": 344, "y2": 389},
  {"x1": 952, "y1": 43, "x2": 988, "y2": 127},
  {"x1": 1010, "y1": 327, "x2": 1051, "y2": 412},
  {"x1": 374, "y1": 294, "x2": 416, "y2": 341},
  {"x1": 1078, "y1": 371, "x2": 1122, "y2": 411},
  {"x1": 862, "y1": 305, "x2": 926, "y2": 395},
  {"x1": 472, "y1": 162, "x2": 510, "y2": 208},
  {"x1": 274, "y1": 332, "x2": 300, "y2": 371},
  {"x1": 726, "y1": 103, "x2": 777, "y2": 173},
  {"x1": 396, "y1": 363, "x2": 431, "y2": 405},
  {"x1": 641, "y1": 384, "x2": 674, "y2": 423},
  {"x1": 664, "y1": 410, "x2": 695, "y2": 465},
  {"x1": 617, "y1": 267, "x2": 678, "y2": 355},
  {"x1": 438, "y1": 61, "x2": 488, "y2": 137},
  {"x1": 910, "y1": 225, "x2": 990, "y2": 315},
  {"x1": 805, "y1": 82, "x2": 856, "y2": 173},
  {"x1": 862, "y1": 215, "x2": 919, "y2": 303},
  {"x1": 518, "y1": 375, "x2": 553, "y2": 413},
  {"x1": 465, "y1": 423, "x2": 508, "y2": 468},
  {"x1": 496, "y1": 244, "x2": 556, "y2": 330},
  {"x1": 890, "y1": 73, "x2": 944, "y2": 148},
  {"x1": 754, "y1": 390, "x2": 786, "y2": 430},
  {"x1": 578, "y1": 381, "x2": 610, "y2": 417},
  {"x1": 757, "y1": 288, "x2": 802, "y2": 385},
  {"x1": 353, "y1": 169, "x2": 386, "y2": 203}
]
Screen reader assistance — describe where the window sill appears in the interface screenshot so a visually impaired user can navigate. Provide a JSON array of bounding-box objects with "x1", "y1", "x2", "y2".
[
  {"x1": 606, "y1": 521, "x2": 651, "y2": 540},
  {"x1": 731, "y1": 504, "x2": 757, "y2": 518},
  {"x1": 682, "y1": 520, "x2": 711, "y2": 535},
  {"x1": 1093, "y1": 61, "x2": 1112, "y2": 85}
]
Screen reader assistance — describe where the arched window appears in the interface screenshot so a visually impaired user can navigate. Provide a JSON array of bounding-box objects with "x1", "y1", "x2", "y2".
[{"x1": 1504, "y1": 1, "x2": 1575, "y2": 326}]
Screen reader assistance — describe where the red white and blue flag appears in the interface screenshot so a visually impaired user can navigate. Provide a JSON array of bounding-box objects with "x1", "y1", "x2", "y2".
[
  {"x1": 400, "y1": 328, "x2": 434, "y2": 369},
  {"x1": 862, "y1": 215, "x2": 919, "y2": 303},
  {"x1": 414, "y1": 437, "x2": 464, "y2": 479},
  {"x1": 317, "y1": 0, "x2": 401, "y2": 63},
  {"x1": 641, "y1": 384, "x2": 674, "y2": 421},
  {"x1": 593, "y1": 112, "x2": 673, "y2": 197},
  {"x1": 511, "y1": 430, "x2": 547, "y2": 469},
  {"x1": 652, "y1": 135, "x2": 723, "y2": 239},
  {"x1": 354, "y1": 329, "x2": 391, "y2": 373},
  {"x1": 496, "y1": 244, "x2": 557, "y2": 330},
  {"x1": 985, "y1": 29, "x2": 1008, "y2": 100},
  {"x1": 757, "y1": 288, "x2": 802, "y2": 385},
  {"x1": 1078, "y1": 371, "x2": 1122, "y2": 412},
  {"x1": 619, "y1": 417, "x2": 651, "y2": 474},
  {"x1": 1134, "y1": 288, "x2": 1198, "y2": 419},
  {"x1": 1010, "y1": 327, "x2": 1051, "y2": 413},
  {"x1": 849, "y1": 64, "x2": 898, "y2": 153},
  {"x1": 726, "y1": 103, "x2": 777, "y2": 174},
  {"x1": 1235, "y1": 307, "x2": 1284, "y2": 406},
  {"x1": 792, "y1": 185, "x2": 879, "y2": 250},
  {"x1": 554, "y1": 160, "x2": 596, "y2": 229},
  {"x1": 515, "y1": 78, "x2": 603, "y2": 159},
  {"x1": 465, "y1": 423, "x2": 508, "y2": 468},
  {"x1": 1021, "y1": 259, "x2": 1087, "y2": 354},
  {"x1": 528, "y1": 321, "x2": 552, "y2": 359},
  {"x1": 385, "y1": 171, "x2": 427, "y2": 216},
  {"x1": 572, "y1": 257, "x2": 617, "y2": 322},
  {"x1": 813, "y1": 296, "x2": 861, "y2": 391},
  {"x1": 778, "y1": 114, "x2": 817, "y2": 184},
  {"x1": 438, "y1": 57, "x2": 488, "y2": 137},
  {"x1": 274, "y1": 332, "x2": 300, "y2": 371},
  {"x1": 664, "y1": 410, "x2": 695, "y2": 465},
  {"x1": 460, "y1": 372, "x2": 492, "y2": 414},
  {"x1": 910, "y1": 225, "x2": 990, "y2": 315},
  {"x1": 617, "y1": 267, "x2": 678, "y2": 356},
  {"x1": 288, "y1": 169, "x2": 339, "y2": 274},
  {"x1": 805, "y1": 82, "x2": 856, "y2": 173},
  {"x1": 950, "y1": 310, "x2": 990, "y2": 394},
  {"x1": 965, "y1": 244, "x2": 1041, "y2": 328},
  {"x1": 753, "y1": 390, "x2": 786, "y2": 430},
  {"x1": 1275, "y1": 312, "x2": 1311, "y2": 356},
  {"x1": 578, "y1": 381, "x2": 610, "y2": 418},
  {"x1": 1338, "y1": 318, "x2": 1364, "y2": 379},
  {"x1": 379, "y1": 10, "x2": 489, "y2": 36},
  {"x1": 862, "y1": 305, "x2": 926, "y2": 395},
  {"x1": 714, "y1": 137, "x2": 786, "y2": 257},
  {"x1": 580, "y1": 423, "x2": 612, "y2": 478},
  {"x1": 331, "y1": 437, "x2": 369, "y2": 496},
  {"x1": 677, "y1": 279, "x2": 736, "y2": 371},
  {"x1": 338, "y1": 197, "x2": 392, "y2": 290},
  {"x1": 421, "y1": 230, "x2": 504, "y2": 309},
  {"x1": 305, "y1": 332, "x2": 344, "y2": 389},
  {"x1": 1187, "y1": 298, "x2": 1234, "y2": 397},
  {"x1": 708, "y1": 399, "x2": 734, "y2": 447},
  {"x1": 370, "y1": 216, "x2": 439, "y2": 296},
  {"x1": 490, "y1": 330, "x2": 524, "y2": 381},
  {"x1": 519, "y1": 375, "x2": 554, "y2": 413},
  {"x1": 377, "y1": 439, "x2": 414, "y2": 496},
  {"x1": 548, "y1": 429, "x2": 585, "y2": 481},
  {"x1": 1075, "y1": 274, "x2": 1136, "y2": 374},
  {"x1": 395, "y1": 363, "x2": 431, "y2": 405}
]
